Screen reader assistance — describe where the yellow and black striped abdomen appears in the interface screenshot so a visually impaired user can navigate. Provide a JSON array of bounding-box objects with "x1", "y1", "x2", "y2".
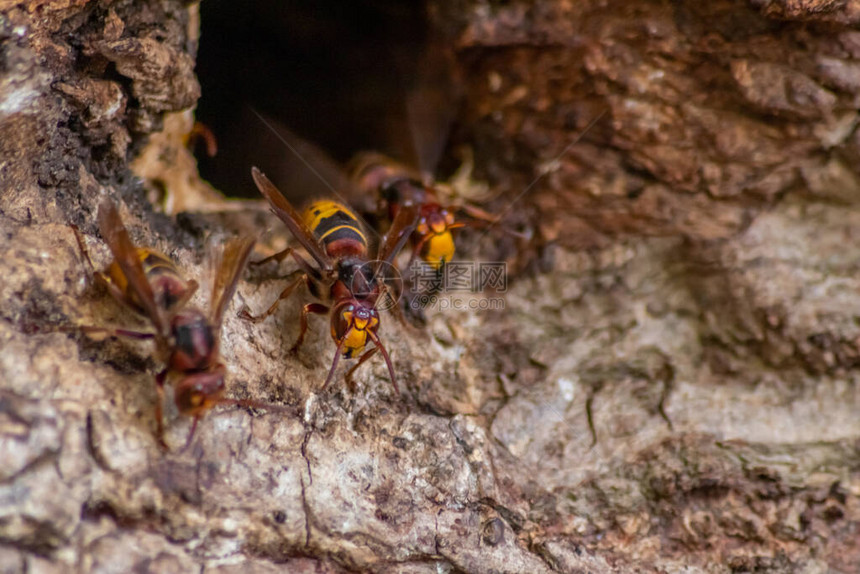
[
  {"x1": 303, "y1": 200, "x2": 368, "y2": 258},
  {"x1": 108, "y1": 248, "x2": 190, "y2": 314}
]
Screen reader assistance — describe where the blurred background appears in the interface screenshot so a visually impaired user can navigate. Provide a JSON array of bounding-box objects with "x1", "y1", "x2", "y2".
[{"x1": 194, "y1": 1, "x2": 431, "y2": 199}]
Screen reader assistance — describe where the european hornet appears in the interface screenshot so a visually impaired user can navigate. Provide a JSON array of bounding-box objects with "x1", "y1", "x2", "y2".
[
  {"x1": 347, "y1": 151, "x2": 508, "y2": 270},
  {"x1": 239, "y1": 167, "x2": 418, "y2": 393},
  {"x1": 243, "y1": 42, "x2": 508, "y2": 271},
  {"x1": 341, "y1": 39, "x2": 527, "y2": 271},
  {"x1": 73, "y1": 200, "x2": 278, "y2": 450}
]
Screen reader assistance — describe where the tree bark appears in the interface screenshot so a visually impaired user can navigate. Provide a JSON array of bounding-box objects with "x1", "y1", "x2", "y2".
[{"x1": 1, "y1": 1, "x2": 859, "y2": 573}]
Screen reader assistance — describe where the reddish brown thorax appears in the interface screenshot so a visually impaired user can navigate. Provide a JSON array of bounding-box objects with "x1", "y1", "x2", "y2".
[
  {"x1": 382, "y1": 179, "x2": 433, "y2": 223},
  {"x1": 168, "y1": 309, "x2": 217, "y2": 373},
  {"x1": 167, "y1": 310, "x2": 226, "y2": 419}
]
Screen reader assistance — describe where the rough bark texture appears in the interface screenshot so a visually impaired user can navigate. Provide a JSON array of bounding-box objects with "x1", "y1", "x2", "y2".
[{"x1": 2, "y1": 1, "x2": 860, "y2": 573}]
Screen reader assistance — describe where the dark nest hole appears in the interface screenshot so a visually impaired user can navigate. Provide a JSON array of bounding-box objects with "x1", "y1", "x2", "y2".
[{"x1": 194, "y1": 1, "x2": 433, "y2": 199}]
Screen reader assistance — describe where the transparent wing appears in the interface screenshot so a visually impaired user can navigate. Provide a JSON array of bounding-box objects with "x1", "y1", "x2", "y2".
[
  {"x1": 208, "y1": 235, "x2": 255, "y2": 332},
  {"x1": 377, "y1": 201, "x2": 419, "y2": 264},
  {"x1": 96, "y1": 199, "x2": 168, "y2": 337},
  {"x1": 249, "y1": 108, "x2": 367, "y2": 207},
  {"x1": 251, "y1": 167, "x2": 333, "y2": 271},
  {"x1": 405, "y1": 43, "x2": 462, "y2": 180}
]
